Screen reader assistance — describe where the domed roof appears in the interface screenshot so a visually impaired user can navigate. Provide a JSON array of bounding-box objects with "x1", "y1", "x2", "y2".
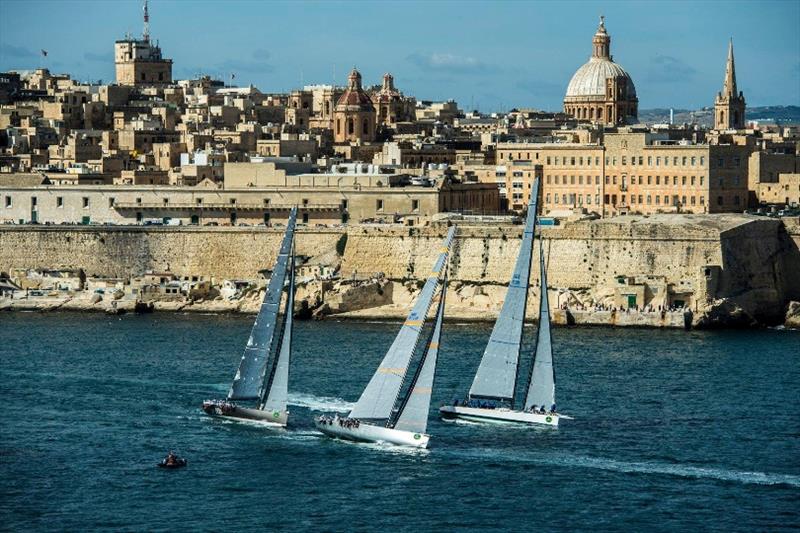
[
  {"x1": 565, "y1": 57, "x2": 636, "y2": 99},
  {"x1": 336, "y1": 68, "x2": 376, "y2": 111}
]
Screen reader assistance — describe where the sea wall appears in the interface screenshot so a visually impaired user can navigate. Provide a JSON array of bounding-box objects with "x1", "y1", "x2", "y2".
[{"x1": 1, "y1": 214, "x2": 798, "y2": 326}]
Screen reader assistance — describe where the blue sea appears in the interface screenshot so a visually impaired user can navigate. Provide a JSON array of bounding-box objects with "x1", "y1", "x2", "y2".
[{"x1": 1, "y1": 312, "x2": 798, "y2": 532}]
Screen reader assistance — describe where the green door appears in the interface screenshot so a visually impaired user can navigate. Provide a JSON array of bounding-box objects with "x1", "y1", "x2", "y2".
[
  {"x1": 31, "y1": 210, "x2": 38, "y2": 223},
  {"x1": 626, "y1": 294, "x2": 637, "y2": 308},
  {"x1": 190, "y1": 215, "x2": 199, "y2": 225},
  {"x1": 81, "y1": 216, "x2": 91, "y2": 225}
]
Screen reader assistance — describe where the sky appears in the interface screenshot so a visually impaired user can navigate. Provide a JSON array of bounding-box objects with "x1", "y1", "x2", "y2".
[{"x1": 1, "y1": 0, "x2": 798, "y2": 112}]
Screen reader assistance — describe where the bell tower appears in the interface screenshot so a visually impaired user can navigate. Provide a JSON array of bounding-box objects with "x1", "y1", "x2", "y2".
[{"x1": 714, "y1": 39, "x2": 746, "y2": 130}]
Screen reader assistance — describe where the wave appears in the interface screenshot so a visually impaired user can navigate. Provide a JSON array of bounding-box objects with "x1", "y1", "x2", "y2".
[
  {"x1": 288, "y1": 392, "x2": 354, "y2": 413},
  {"x1": 447, "y1": 449, "x2": 800, "y2": 488}
]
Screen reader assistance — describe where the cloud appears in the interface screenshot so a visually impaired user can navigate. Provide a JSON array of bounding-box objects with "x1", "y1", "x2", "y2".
[
  {"x1": 84, "y1": 51, "x2": 108, "y2": 63},
  {"x1": 406, "y1": 52, "x2": 498, "y2": 74},
  {"x1": 219, "y1": 49, "x2": 274, "y2": 74},
  {"x1": 646, "y1": 55, "x2": 697, "y2": 83},
  {"x1": 0, "y1": 42, "x2": 38, "y2": 60}
]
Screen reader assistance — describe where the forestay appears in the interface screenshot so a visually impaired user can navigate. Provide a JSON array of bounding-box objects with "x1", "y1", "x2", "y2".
[
  {"x1": 228, "y1": 207, "x2": 297, "y2": 401},
  {"x1": 262, "y1": 252, "x2": 294, "y2": 413},
  {"x1": 523, "y1": 239, "x2": 556, "y2": 411},
  {"x1": 393, "y1": 269, "x2": 447, "y2": 434},
  {"x1": 469, "y1": 178, "x2": 540, "y2": 402},
  {"x1": 349, "y1": 226, "x2": 456, "y2": 420}
]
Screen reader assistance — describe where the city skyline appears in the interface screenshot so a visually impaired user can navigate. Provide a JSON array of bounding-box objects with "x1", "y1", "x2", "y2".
[{"x1": 1, "y1": 0, "x2": 799, "y2": 111}]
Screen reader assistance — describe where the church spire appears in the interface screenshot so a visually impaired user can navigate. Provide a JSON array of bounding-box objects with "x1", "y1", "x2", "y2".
[
  {"x1": 592, "y1": 15, "x2": 611, "y2": 60},
  {"x1": 722, "y1": 39, "x2": 738, "y2": 97}
]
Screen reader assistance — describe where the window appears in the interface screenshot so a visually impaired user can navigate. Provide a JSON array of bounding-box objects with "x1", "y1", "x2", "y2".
[
  {"x1": 230, "y1": 198, "x2": 237, "y2": 205},
  {"x1": 82, "y1": 197, "x2": 89, "y2": 208},
  {"x1": 682, "y1": 195, "x2": 687, "y2": 205},
  {"x1": 376, "y1": 199, "x2": 384, "y2": 211},
  {"x1": 109, "y1": 197, "x2": 115, "y2": 208},
  {"x1": 682, "y1": 176, "x2": 686, "y2": 186},
  {"x1": 546, "y1": 175, "x2": 551, "y2": 184},
  {"x1": 700, "y1": 156, "x2": 705, "y2": 166},
  {"x1": 546, "y1": 157, "x2": 551, "y2": 165},
  {"x1": 734, "y1": 195, "x2": 740, "y2": 205},
  {"x1": 638, "y1": 195, "x2": 643, "y2": 204},
  {"x1": 348, "y1": 119, "x2": 354, "y2": 135},
  {"x1": 5, "y1": 196, "x2": 11, "y2": 208},
  {"x1": 554, "y1": 194, "x2": 559, "y2": 204},
  {"x1": 691, "y1": 157, "x2": 696, "y2": 166},
  {"x1": 682, "y1": 157, "x2": 687, "y2": 166},
  {"x1": 717, "y1": 157, "x2": 724, "y2": 167},
  {"x1": 263, "y1": 212, "x2": 270, "y2": 225},
  {"x1": 570, "y1": 175, "x2": 575, "y2": 185},
  {"x1": 733, "y1": 157, "x2": 740, "y2": 167},
  {"x1": 586, "y1": 194, "x2": 591, "y2": 205},
  {"x1": 622, "y1": 156, "x2": 627, "y2": 165},
  {"x1": 546, "y1": 193, "x2": 551, "y2": 203},
  {"x1": 302, "y1": 213, "x2": 309, "y2": 224},
  {"x1": 655, "y1": 196, "x2": 660, "y2": 205},
  {"x1": 691, "y1": 196, "x2": 696, "y2": 205},
  {"x1": 230, "y1": 212, "x2": 237, "y2": 225},
  {"x1": 562, "y1": 194, "x2": 567, "y2": 204},
  {"x1": 700, "y1": 176, "x2": 705, "y2": 186},
  {"x1": 700, "y1": 196, "x2": 705, "y2": 205},
  {"x1": 57, "y1": 196, "x2": 63, "y2": 208},
  {"x1": 673, "y1": 176, "x2": 678, "y2": 186},
  {"x1": 717, "y1": 196, "x2": 723, "y2": 206},
  {"x1": 163, "y1": 198, "x2": 169, "y2": 205},
  {"x1": 691, "y1": 176, "x2": 695, "y2": 186},
  {"x1": 595, "y1": 194, "x2": 600, "y2": 205},
  {"x1": 197, "y1": 198, "x2": 203, "y2": 205},
  {"x1": 302, "y1": 198, "x2": 309, "y2": 206},
  {"x1": 673, "y1": 157, "x2": 679, "y2": 166},
  {"x1": 341, "y1": 199, "x2": 348, "y2": 210},
  {"x1": 647, "y1": 195, "x2": 652, "y2": 205},
  {"x1": 665, "y1": 157, "x2": 669, "y2": 167},
  {"x1": 647, "y1": 156, "x2": 652, "y2": 166},
  {"x1": 136, "y1": 197, "x2": 142, "y2": 204},
  {"x1": 656, "y1": 176, "x2": 660, "y2": 185}
]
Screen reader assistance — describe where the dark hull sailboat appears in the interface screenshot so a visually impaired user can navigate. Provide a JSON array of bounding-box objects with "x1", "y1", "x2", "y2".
[{"x1": 202, "y1": 207, "x2": 297, "y2": 428}]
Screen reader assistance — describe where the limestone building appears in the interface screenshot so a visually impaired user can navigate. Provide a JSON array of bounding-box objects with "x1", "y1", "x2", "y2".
[
  {"x1": 371, "y1": 73, "x2": 415, "y2": 128},
  {"x1": 563, "y1": 17, "x2": 638, "y2": 125},
  {"x1": 333, "y1": 69, "x2": 376, "y2": 144},
  {"x1": 714, "y1": 40, "x2": 746, "y2": 130},
  {"x1": 114, "y1": 1, "x2": 172, "y2": 86}
]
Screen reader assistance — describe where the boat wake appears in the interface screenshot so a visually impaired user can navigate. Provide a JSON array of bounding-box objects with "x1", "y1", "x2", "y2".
[
  {"x1": 449, "y1": 448, "x2": 800, "y2": 487},
  {"x1": 288, "y1": 392, "x2": 354, "y2": 413}
]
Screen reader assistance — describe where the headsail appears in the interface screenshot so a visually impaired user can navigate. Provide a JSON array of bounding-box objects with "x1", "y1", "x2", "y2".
[
  {"x1": 228, "y1": 207, "x2": 297, "y2": 401},
  {"x1": 393, "y1": 268, "x2": 447, "y2": 434},
  {"x1": 349, "y1": 226, "x2": 457, "y2": 420},
  {"x1": 261, "y1": 250, "x2": 294, "y2": 413},
  {"x1": 468, "y1": 178, "x2": 540, "y2": 403},
  {"x1": 523, "y1": 239, "x2": 555, "y2": 411}
]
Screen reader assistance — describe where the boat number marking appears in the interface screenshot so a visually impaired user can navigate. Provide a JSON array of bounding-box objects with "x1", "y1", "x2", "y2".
[
  {"x1": 273, "y1": 411, "x2": 280, "y2": 419},
  {"x1": 413, "y1": 434, "x2": 421, "y2": 440},
  {"x1": 546, "y1": 416, "x2": 552, "y2": 423}
]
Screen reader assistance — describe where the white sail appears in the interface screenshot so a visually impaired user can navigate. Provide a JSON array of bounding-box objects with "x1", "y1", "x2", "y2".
[
  {"x1": 228, "y1": 207, "x2": 297, "y2": 401},
  {"x1": 523, "y1": 239, "x2": 556, "y2": 411},
  {"x1": 262, "y1": 250, "x2": 294, "y2": 413},
  {"x1": 349, "y1": 226, "x2": 456, "y2": 420},
  {"x1": 468, "y1": 179, "x2": 540, "y2": 402},
  {"x1": 393, "y1": 269, "x2": 447, "y2": 434}
]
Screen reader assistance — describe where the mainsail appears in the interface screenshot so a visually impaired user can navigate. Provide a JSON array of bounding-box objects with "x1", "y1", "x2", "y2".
[
  {"x1": 523, "y1": 239, "x2": 556, "y2": 411},
  {"x1": 393, "y1": 268, "x2": 447, "y2": 434},
  {"x1": 349, "y1": 226, "x2": 457, "y2": 420},
  {"x1": 468, "y1": 178, "x2": 540, "y2": 403},
  {"x1": 262, "y1": 251, "x2": 294, "y2": 413},
  {"x1": 228, "y1": 207, "x2": 297, "y2": 401}
]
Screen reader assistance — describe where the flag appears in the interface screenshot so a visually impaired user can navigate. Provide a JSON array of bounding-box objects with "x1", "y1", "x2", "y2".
[{"x1": 41, "y1": 49, "x2": 48, "y2": 57}]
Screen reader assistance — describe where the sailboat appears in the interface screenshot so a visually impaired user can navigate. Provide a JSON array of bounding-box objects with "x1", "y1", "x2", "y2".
[
  {"x1": 440, "y1": 178, "x2": 563, "y2": 427},
  {"x1": 202, "y1": 207, "x2": 297, "y2": 427},
  {"x1": 314, "y1": 226, "x2": 456, "y2": 448}
]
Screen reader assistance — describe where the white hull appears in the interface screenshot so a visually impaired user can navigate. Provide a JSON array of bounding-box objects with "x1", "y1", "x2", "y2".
[
  {"x1": 314, "y1": 416, "x2": 430, "y2": 448},
  {"x1": 439, "y1": 405, "x2": 559, "y2": 427},
  {"x1": 202, "y1": 400, "x2": 287, "y2": 427}
]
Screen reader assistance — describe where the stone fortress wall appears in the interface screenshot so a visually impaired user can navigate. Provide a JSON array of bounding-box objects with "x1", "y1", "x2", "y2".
[{"x1": 1, "y1": 215, "x2": 798, "y2": 325}]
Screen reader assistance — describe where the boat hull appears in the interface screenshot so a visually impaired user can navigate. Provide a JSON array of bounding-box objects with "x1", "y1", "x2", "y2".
[
  {"x1": 439, "y1": 405, "x2": 559, "y2": 427},
  {"x1": 314, "y1": 416, "x2": 430, "y2": 449},
  {"x1": 202, "y1": 400, "x2": 287, "y2": 427}
]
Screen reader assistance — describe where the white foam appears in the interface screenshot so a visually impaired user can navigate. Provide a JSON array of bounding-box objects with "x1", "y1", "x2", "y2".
[
  {"x1": 288, "y1": 392, "x2": 355, "y2": 413},
  {"x1": 449, "y1": 449, "x2": 800, "y2": 487}
]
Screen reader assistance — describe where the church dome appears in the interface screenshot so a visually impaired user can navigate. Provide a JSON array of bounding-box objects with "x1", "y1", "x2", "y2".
[{"x1": 565, "y1": 58, "x2": 636, "y2": 100}]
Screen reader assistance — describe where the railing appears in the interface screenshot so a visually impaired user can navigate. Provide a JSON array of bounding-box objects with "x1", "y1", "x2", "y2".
[{"x1": 114, "y1": 202, "x2": 341, "y2": 211}]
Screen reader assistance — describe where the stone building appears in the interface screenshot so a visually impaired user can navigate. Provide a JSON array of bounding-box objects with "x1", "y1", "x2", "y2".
[
  {"x1": 333, "y1": 69, "x2": 376, "y2": 144},
  {"x1": 371, "y1": 74, "x2": 415, "y2": 128},
  {"x1": 714, "y1": 40, "x2": 746, "y2": 130},
  {"x1": 114, "y1": 1, "x2": 172, "y2": 86},
  {"x1": 563, "y1": 17, "x2": 638, "y2": 125}
]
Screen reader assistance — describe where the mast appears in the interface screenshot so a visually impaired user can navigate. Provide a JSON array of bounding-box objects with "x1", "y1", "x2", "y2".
[
  {"x1": 228, "y1": 207, "x2": 297, "y2": 401},
  {"x1": 349, "y1": 226, "x2": 456, "y2": 421},
  {"x1": 522, "y1": 238, "x2": 556, "y2": 411},
  {"x1": 392, "y1": 267, "x2": 448, "y2": 434},
  {"x1": 142, "y1": 0, "x2": 150, "y2": 42},
  {"x1": 468, "y1": 178, "x2": 540, "y2": 405},
  {"x1": 261, "y1": 247, "x2": 294, "y2": 413}
]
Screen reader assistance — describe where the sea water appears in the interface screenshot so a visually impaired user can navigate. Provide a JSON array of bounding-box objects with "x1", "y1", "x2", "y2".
[{"x1": 1, "y1": 313, "x2": 798, "y2": 531}]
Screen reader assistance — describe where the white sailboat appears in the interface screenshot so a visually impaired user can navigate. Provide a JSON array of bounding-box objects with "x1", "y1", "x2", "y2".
[
  {"x1": 440, "y1": 179, "x2": 564, "y2": 427},
  {"x1": 202, "y1": 207, "x2": 297, "y2": 427},
  {"x1": 314, "y1": 227, "x2": 456, "y2": 448}
]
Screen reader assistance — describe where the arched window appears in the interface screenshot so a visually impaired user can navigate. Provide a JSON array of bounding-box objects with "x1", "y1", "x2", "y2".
[
  {"x1": 363, "y1": 119, "x2": 369, "y2": 136},
  {"x1": 336, "y1": 119, "x2": 341, "y2": 135},
  {"x1": 720, "y1": 110, "x2": 725, "y2": 125},
  {"x1": 348, "y1": 118, "x2": 354, "y2": 135}
]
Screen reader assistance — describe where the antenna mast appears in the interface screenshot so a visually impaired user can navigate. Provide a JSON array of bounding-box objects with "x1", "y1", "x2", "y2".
[{"x1": 143, "y1": 0, "x2": 150, "y2": 41}]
